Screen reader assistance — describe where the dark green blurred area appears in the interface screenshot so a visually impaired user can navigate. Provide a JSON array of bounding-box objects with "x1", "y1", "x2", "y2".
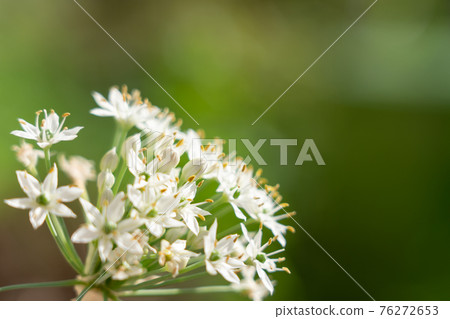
[{"x1": 0, "y1": 0, "x2": 449, "y2": 300}]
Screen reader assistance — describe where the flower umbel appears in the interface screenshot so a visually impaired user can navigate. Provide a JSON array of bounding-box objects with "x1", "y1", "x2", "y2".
[{"x1": 3, "y1": 86, "x2": 294, "y2": 301}]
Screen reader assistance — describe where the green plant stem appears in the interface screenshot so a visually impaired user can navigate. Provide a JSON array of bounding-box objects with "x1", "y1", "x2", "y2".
[
  {"x1": 119, "y1": 285, "x2": 240, "y2": 297},
  {"x1": 112, "y1": 160, "x2": 128, "y2": 194},
  {"x1": 0, "y1": 279, "x2": 82, "y2": 293},
  {"x1": 84, "y1": 242, "x2": 99, "y2": 275},
  {"x1": 218, "y1": 218, "x2": 258, "y2": 238},
  {"x1": 119, "y1": 260, "x2": 205, "y2": 291},
  {"x1": 46, "y1": 214, "x2": 85, "y2": 274}
]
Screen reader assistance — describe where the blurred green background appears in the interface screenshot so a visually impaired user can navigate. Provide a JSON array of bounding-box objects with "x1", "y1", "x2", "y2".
[{"x1": 1, "y1": 0, "x2": 449, "y2": 300}]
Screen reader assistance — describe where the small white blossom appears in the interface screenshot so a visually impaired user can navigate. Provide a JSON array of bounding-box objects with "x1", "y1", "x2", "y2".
[
  {"x1": 106, "y1": 248, "x2": 145, "y2": 280},
  {"x1": 12, "y1": 141, "x2": 44, "y2": 169},
  {"x1": 91, "y1": 86, "x2": 151, "y2": 129},
  {"x1": 71, "y1": 193, "x2": 144, "y2": 261},
  {"x1": 11, "y1": 110, "x2": 83, "y2": 149},
  {"x1": 158, "y1": 239, "x2": 198, "y2": 277},
  {"x1": 59, "y1": 155, "x2": 96, "y2": 190},
  {"x1": 5, "y1": 164, "x2": 82, "y2": 229},
  {"x1": 240, "y1": 224, "x2": 287, "y2": 294},
  {"x1": 233, "y1": 266, "x2": 271, "y2": 301},
  {"x1": 127, "y1": 179, "x2": 185, "y2": 238},
  {"x1": 204, "y1": 220, "x2": 244, "y2": 283}
]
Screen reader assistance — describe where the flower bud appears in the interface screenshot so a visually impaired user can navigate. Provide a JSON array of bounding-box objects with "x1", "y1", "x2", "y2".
[
  {"x1": 100, "y1": 148, "x2": 119, "y2": 172},
  {"x1": 97, "y1": 171, "x2": 115, "y2": 190},
  {"x1": 156, "y1": 147, "x2": 180, "y2": 174},
  {"x1": 181, "y1": 157, "x2": 207, "y2": 182}
]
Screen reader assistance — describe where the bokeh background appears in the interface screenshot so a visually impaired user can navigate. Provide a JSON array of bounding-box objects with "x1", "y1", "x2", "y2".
[{"x1": 1, "y1": 0, "x2": 449, "y2": 301}]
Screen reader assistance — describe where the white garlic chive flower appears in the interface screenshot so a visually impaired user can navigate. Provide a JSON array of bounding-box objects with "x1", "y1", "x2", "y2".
[
  {"x1": 5, "y1": 164, "x2": 82, "y2": 229},
  {"x1": 127, "y1": 181, "x2": 185, "y2": 238},
  {"x1": 106, "y1": 248, "x2": 145, "y2": 280},
  {"x1": 126, "y1": 134, "x2": 183, "y2": 186},
  {"x1": 243, "y1": 186, "x2": 296, "y2": 247},
  {"x1": 240, "y1": 224, "x2": 289, "y2": 294},
  {"x1": 204, "y1": 220, "x2": 245, "y2": 283},
  {"x1": 232, "y1": 266, "x2": 270, "y2": 301},
  {"x1": 91, "y1": 86, "x2": 151, "y2": 129},
  {"x1": 11, "y1": 110, "x2": 83, "y2": 149},
  {"x1": 158, "y1": 239, "x2": 198, "y2": 277},
  {"x1": 71, "y1": 193, "x2": 144, "y2": 261},
  {"x1": 12, "y1": 141, "x2": 44, "y2": 169},
  {"x1": 59, "y1": 155, "x2": 96, "y2": 190}
]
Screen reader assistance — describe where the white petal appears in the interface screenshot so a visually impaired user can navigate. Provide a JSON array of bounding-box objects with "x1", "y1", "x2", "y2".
[
  {"x1": 55, "y1": 186, "x2": 83, "y2": 202},
  {"x1": 92, "y1": 92, "x2": 114, "y2": 111},
  {"x1": 11, "y1": 130, "x2": 36, "y2": 140},
  {"x1": 5, "y1": 198, "x2": 34, "y2": 210},
  {"x1": 217, "y1": 265, "x2": 240, "y2": 284},
  {"x1": 98, "y1": 237, "x2": 113, "y2": 262},
  {"x1": 256, "y1": 263, "x2": 274, "y2": 294},
  {"x1": 114, "y1": 233, "x2": 143, "y2": 255},
  {"x1": 71, "y1": 225, "x2": 100, "y2": 243},
  {"x1": 90, "y1": 108, "x2": 115, "y2": 117},
  {"x1": 58, "y1": 126, "x2": 83, "y2": 141},
  {"x1": 29, "y1": 207, "x2": 48, "y2": 229},
  {"x1": 51, "y1": 203, "x2": 76, "y2": 218},
  {"x1": 79, "y1": 198, "x2": 103, "y2": 227},
  {"x1": 230, "y1": 202, "x2": 247, "y2": 220},
  {"x1": 43, "y1": 164, "x2": 58, "y2": 194},
  {"x1": 106, "y1": 192, "x2": 125, "y2": 223},
  {"x1": 16, "y1": 170, "x2": 41, "y2": 199},
  {"x1": 117, "y1": 218, "x2": 144, "y2": 233},
  {"x1": 47, "y1": 112, "x2": 60, "y2": 132},
  {"x1": 205, "y1": 260, "x2": 217, "y2": 275}
]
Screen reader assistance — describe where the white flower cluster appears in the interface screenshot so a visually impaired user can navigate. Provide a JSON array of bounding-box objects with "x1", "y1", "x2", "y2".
[{"x1": 5, "y1": 86, "x2": 294, "y2": 300}]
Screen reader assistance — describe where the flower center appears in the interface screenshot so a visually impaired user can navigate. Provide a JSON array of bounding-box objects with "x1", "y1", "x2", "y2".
[
  {"x1": 256, "y1": 253, "x2": 266, "y2": 263},
  {"x1": 139, "y1": 172, "x2": 151, "y2": 181},
  {"x1": 148, "y1": 209, "x2": 158, "y2": 218},
  {"x1": 232, "y1": 189, "x2": 241, "y2": 199},
  {"x1": 36, "y1": 194, "x2": 50, "y2": 206},
  {"x1": 209, "y1": 250, "x2": 221, "y2": 262},
  {"x1": 103, "y1": 221, "x2": 117, "y2": 234}
]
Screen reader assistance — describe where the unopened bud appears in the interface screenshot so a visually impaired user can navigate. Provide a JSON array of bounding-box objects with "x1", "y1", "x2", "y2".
[
  {"x1": 181, "y1": 157, "x2": 207, "y2": 183},
  {"x1": 97, "y1": 171, "x2": 115, "y2": 189},
  {"x1": 100, "y1": 148, "x2": 119, "y2": 172},
  {"x1": 156, "y1": 147, "x2": 180, "y2": 174}
]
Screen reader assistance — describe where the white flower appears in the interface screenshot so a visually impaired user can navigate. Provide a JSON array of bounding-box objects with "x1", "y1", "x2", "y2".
[
  {"x1": 127, "y1": 140, "x2": 183, "y2": 185},
  {"x1": 240, "y1": 223, "x2": 287, "y2": 294},
  {"x1": 175, "y1": 182, "x2": 211, "y2": 235},
  {"x1": 204, "y1": 220, "x2": 244, "y2": 283},
  {"x1": 71, "y1": 193, "x2": 144, "y2": 261},
  {"x1": 127, "y1": 180, "x2": 185, "y2": 238},
  {"x1": 106, "y1": 248, "x2": 144, "y2": 280},
  {"x1": 12, "y1": 141, "x2": 44, "y2": 169},
  {"x1": 216, "y1": 160, "x2": 256, "y2": 220},
  {"x1": 59, "y1": 155, "x2": 96, "y2": 190},
  {"x1": 158, "y1": 239, "x2": 198, "y2": 277},
  {"x1": 11, "y1": 110, "x2": 83, "y2": 149},
  {"x1": 91, "y1": 86, "x2": 151, "y2": 129},
  {"x1": 233, "y1": 266, "x2": 270, "y2": 301},
  {"x1": 242, "y1": 188, "x2": 294, "y2": 247},
  {"x1": 5, "y1": 164, "x2": 82, "y2": 229}
]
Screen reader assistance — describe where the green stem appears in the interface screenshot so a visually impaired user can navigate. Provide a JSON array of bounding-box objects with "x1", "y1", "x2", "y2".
[
  {"x1": 0, "y1": 279, "x2": 82, "y2": 293},
  {"x1": 44, "y1": 148, "x2": 51, "y2": 170},
  {"x1": 84, "y1": 242, "x2": 99, "y2": 275},
  {"x1": 112, "y1": 160, "x2": 128, "y2": 194},
  {"x1": 119, "y1": 285, "x2": 239, "y2": 297},
  {"x1": 218, "y1": 218, "x2": 258, "y2": 238},
  {"x1": 46, "y1": 214, "x2": 84, "y2": 274},
  {"x1": 119, "y1": 260, "x2": 205, "y2": 291}
]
